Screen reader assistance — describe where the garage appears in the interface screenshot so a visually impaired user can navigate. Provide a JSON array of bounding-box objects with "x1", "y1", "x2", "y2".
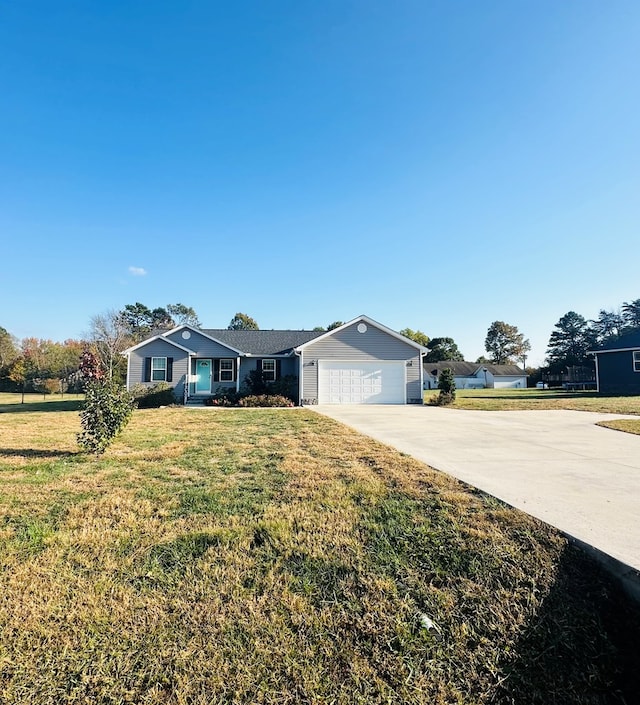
[{"x1": 318, "y1": 360, "x2": 406, "y2": 404}]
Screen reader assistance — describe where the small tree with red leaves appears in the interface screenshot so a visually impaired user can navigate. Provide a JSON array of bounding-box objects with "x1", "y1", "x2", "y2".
[{"x1": 77, "y1": 348, "x2": 134, "y2": 455}]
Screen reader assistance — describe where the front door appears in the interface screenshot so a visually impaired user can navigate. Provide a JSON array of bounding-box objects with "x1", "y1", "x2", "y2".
[{"x1": 195, "y1": 359, "x2": 212, "y2": 394}]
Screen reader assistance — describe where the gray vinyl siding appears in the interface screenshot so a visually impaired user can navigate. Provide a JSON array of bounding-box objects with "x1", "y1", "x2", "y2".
[
  {"x1": 128, "y1": 340, "x2": 189, "y2": 401},
  {"x1": 165, "y1": 330, "x2": 238, "y2": 357},
  {"x1": 301, "y1": 323, "x2": 422, "y2": 404}
]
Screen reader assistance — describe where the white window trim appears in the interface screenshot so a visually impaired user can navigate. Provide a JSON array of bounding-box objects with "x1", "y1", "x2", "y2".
[
  {"x1": 151, "y1": 357, "x2": 167, "y2": 382},
  {"x1": 262, "y1": 359, "x2": 276, "y2": 381},
  {"x1": 633, "y1": 351, "x2": 640, "y2": 373},
  {"x1": 220, "y1": 358, "x2": 235, "y2": 382}
]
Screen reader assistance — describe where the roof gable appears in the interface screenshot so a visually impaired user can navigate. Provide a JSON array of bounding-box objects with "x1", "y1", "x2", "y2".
[
  {"x1": 294, "y1": 315, "x2": 427, "y2": 352},
  {"x1": 122, "y1": 335, "x2": 193, "y2": 355},
  {"x1": 162, "y1": 325, "x2": 245, "y2": 354}
]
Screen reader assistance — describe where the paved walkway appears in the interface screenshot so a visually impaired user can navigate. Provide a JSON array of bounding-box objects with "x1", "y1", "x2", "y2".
[{"x1": 312, "y1": 405, "x2": 640, "y2": 572}]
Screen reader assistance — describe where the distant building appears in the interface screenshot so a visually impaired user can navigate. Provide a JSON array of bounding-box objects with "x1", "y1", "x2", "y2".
[{"x1": 423, "y1": 361, "x2": 527, "y2": 390}]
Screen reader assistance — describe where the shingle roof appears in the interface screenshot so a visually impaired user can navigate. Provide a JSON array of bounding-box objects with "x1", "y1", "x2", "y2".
[
  {"x1": 593, "y1": 332, "x2": 640, "y2": 352},
  {"x1": 424, "y1": 361, "x2": 479, "y2": 376},
  {"x1": 200, "y1": 329, "x2": 324, "y2": 355},
  {"x1": 424, "y1": 361, "x2": 526, "y2": 376}
]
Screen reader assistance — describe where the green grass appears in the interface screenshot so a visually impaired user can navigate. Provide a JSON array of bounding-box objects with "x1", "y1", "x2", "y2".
[
  {"x1": 0, "y1": 391, "x2": 84, "y2": 414},
  {"x1": 424, "y1": 388, "x2": 640, "y2": 415},
  {"x1": 0, "y1": 406, "x2": 638, "y2": 704}
]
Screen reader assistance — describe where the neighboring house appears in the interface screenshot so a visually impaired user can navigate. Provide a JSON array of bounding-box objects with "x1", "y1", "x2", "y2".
[
  {"x1": 122, "y1": 315, "x2": 427, "y2": 405},
  {"x1": 423, "y1": 361, "x2": 527, "y2": 390},
  {"x1": 590, "y1": 332, "x2": 640, "y2": 395}
]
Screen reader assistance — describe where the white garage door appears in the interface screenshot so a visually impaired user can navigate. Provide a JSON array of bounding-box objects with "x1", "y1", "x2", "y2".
[{"x1": 318, "y1": 361, "x2": 406, "y2": 404}]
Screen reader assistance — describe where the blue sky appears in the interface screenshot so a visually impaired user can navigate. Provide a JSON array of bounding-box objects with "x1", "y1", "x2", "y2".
[{"x1": 1, "y1": 1, "x2": 638, "y2": 365}]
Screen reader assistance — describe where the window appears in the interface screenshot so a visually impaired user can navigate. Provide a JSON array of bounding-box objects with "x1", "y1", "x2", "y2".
[
  {"x1": 262, "y1": 359, "x2": 276, "y2": 381},
  {"x1": 151, "y1": 357, "x2": 167, "y2": 381},
  {"x1": 634, "y1": 351, "x2": 640, "y2": 373},
  {"x1": 220, "y1": 359, "x2": 234, "y2": 382}
]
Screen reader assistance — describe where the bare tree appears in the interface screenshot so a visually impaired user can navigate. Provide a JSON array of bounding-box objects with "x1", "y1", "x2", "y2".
[{"x1": 87, "y1": 310, "x2": 132, "y2": 381}]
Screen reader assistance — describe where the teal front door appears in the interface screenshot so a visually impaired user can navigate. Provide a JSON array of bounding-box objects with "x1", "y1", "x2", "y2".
[{"x1": 195, "y1": 359, "x2": 212, "y2": 394}]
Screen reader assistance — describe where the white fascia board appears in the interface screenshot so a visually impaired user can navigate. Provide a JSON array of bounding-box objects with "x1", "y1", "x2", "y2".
[
  {"x1": 161, "y1": 324, "x2": 194, "y2": 338},
  {"x1": 121, "y1": 335, "x2": 194, "y2": 355},
  {"x1": 589, "y1": 347, "x2": 640, "y2": 355},
  {"x1": 294, "y1": 314, "x2": 428, "y2": 353},
  {"x1": 243, "y1": 353, "x2": 292, "y2": 358},
  {"x1": 162, "y1": 325, "x2": 246, "y2": 355}
]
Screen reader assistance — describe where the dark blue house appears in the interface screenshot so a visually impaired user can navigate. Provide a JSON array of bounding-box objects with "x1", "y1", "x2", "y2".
[{"x1": 591, "y1": 332, "x2": 640, "y2": 395}]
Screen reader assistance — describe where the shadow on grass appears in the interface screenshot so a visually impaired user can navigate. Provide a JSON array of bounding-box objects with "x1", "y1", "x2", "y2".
[
  {"x1": 462, "y1": 392, "x2": 600, "y2": 401},
  {"x1": 494, "y1": 544, "x2": 640, "y2": 704},
  {"x1": 0, "y1": 400, "x2": 83, "y2": 414},
  {"x1": 0, "y1": 448, "x2": 78, "y2": 459}
]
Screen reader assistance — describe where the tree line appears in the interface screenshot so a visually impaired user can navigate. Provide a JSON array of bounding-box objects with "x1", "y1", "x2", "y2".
[
  {"x1": 2, "y1": 297, "x2": 638, "y2": 395},
  {"x1": 0, "y1": 303, "x2": 238, "y2": 395},
  {"x1": 544, "y1": 298, "x2": 640, "y2": 374}
]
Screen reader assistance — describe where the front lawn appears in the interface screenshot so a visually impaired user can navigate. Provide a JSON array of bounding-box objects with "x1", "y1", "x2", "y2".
[
  {"x1": 0, "y1": 406, "x2": 638, "y2": 704},
  {"x1": 597, "y1": 419, "x2": 640, "y2": 435},
  {"x1": 0, "y1": 392, "x2": 84, "y2": 414},
  {"x1": 424, "y1": 388, "x2": 640, "y2": 415}
]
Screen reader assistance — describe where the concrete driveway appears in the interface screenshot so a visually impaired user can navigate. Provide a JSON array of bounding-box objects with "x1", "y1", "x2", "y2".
[{"x1": 312, "y1": 405, "x2": 640, "y2": 572}]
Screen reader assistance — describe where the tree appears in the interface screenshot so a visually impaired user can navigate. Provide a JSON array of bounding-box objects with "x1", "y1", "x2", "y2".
[
  {"x1": 77, "y1": 349, "x2": 134, "y2": 455},
  {"x1": 424, "y1": 337, "x2": 464, "y2": 363},
  {"x1": 118, "y1": 302, "x2": 201, "y2": 342},
  {"x1": 119, "y1": 303, "x2": 172, "y2": 341},
  {"x1": 228, "y1": 313, "x2": 259, "y2": 330},
  {"x1": 0, "y1": 326, "x2": 19, "y2": 371},
  {"x1": 167, "y1": 303, "x2": 200, "y2": 327},
  {"x1": 326, "y1": 321, "x2": 344, "y2": 331},
  {"x1": 7, "y1": 357, "x2": 28, "y2": 402},
  {"x1": 622, "y1": 298, "x2": 640, "y2": 332},
  {"x1": 88, "y1": 310, "x2": 131, "y2": 381},
  {"x1": 119, "y1": 302, "x2": 154, "y2": 340},
  {"x1": 484, "y1": 321, "x2": 531, "y2": 365},
  {"x1": 429, "y1": 367, "x2": 456, "y2": 406},
  {"x1": 545, "y1": 311, "x2": 595, "y2": 372},
  {"x1": 591, "y1": 309, "x2": 625, "y2": 344},
  {"x1": 399, "y1": 328, "x2": 430, "y2": 347}
]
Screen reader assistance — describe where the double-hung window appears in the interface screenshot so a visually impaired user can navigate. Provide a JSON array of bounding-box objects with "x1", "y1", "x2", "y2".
[
  {"x1": 633, "y1": 351, "x2": 640, "y2": 373},
  {"x1": 220, "y1": 359, "x2": 235, "y2": 382},
  {"x1": 262, "y1": 359, "x2": 276, "y2": 381},
  {"x1": 151, "y1": 357, "x2": 167, "y2": 381}
]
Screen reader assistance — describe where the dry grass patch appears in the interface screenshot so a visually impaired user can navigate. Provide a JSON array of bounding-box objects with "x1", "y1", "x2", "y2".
[
  {"x1": 424, "y1": 389, "x2": 640, "y2": 414},
  {"x1": 597, "y1": 418, "x2": 640, "y2": 435},
  {"x1": 0, "y1": 406, "x2": 638, "y2": 704}
]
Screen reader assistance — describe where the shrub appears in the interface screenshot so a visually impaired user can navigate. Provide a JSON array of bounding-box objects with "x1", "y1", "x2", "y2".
[
  {"x1": 77, "y1": 349, "x2": 135, "y2": 455},
  {"x1": 242, "y1": 371, "x2": 297, "y2": 403},
  {"x1": 429, "y1": 390, "x2": 456, "y2": 406},
  {"x1": 131, "y1": 382, "x2": 177, "y2": 408},
  {"x1": 238, "y1": 394, "x2": 294, "y2": 408},
  {"x1": 77, "y1": 380, "x2": 135, "y2": 454},
  {"x1": 33, "y1": 378, "x2": 61, "y2": 395},
  {"x1": 204, "y1": 388, "x2": 242, "y2": 407},
  {"x1": 268, "y1": 374, "x2": 298, "y2": 403},
  {"x1": 429, "y1": 367, "x2": 456, "y2": 406},
  {"x1": 242, "y1": 369, "x2": 269, "y2": 396}
]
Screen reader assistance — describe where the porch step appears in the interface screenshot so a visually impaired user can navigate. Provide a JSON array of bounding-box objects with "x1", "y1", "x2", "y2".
[{"x1": 185, "y1": 398, "x2": 206, "y2": 406}]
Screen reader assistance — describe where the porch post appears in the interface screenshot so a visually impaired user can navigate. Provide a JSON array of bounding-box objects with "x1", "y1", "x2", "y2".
[{"x1": 236, "y1": 357, "x2": 241, "y2": 393}]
